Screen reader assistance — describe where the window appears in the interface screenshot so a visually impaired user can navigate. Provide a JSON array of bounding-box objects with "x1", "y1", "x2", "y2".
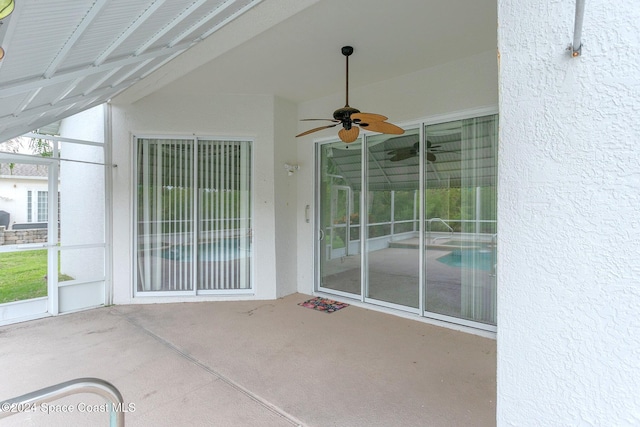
[
  {"x1": 37, "y1": 191, "x2": 47, "y2": 222},
  {"x1": 27, "y1": 190, "x2": 48, "y2": 222}
]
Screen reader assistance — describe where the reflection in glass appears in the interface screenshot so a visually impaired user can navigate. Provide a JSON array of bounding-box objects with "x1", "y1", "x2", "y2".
[
  {"x1": 318, "y1": 140, "x2": 362, "y2": 295},
  {"x1": 365, "y1": 130, "x2": 420, "y2": 308}
]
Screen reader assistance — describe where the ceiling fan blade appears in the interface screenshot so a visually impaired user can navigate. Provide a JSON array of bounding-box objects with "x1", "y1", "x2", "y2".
[
  {"x1": 359, "y1": 121, "x2": 405, "y2": 135},
  {"x1": 301, "y1": 118, "x2": 340, "y2": 122},
  {"x1": 351, "y1": 112, "x2": 388, "y2": 123},
  {"x1": 427, "y1": 152, "x2": 436, "y2": 162},
  {"x1": 338, "y1": 126, "x2": 359, "y2": 143},
  {"x1": 296, "y1": 124, "x2": 339, "y2": 137}
]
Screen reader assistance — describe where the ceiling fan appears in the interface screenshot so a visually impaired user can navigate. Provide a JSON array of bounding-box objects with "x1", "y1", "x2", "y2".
[
  {"x1": 295, "y1": 46, "x2": 405, "y2": 143},
  {"x1": 388, "y1": 140, "x2": 441, "y2": 162}
]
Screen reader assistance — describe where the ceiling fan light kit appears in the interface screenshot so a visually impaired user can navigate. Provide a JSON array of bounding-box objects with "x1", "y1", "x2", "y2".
[{"x1": 296, "y1": 46, "x2": 404, "y2": 143}]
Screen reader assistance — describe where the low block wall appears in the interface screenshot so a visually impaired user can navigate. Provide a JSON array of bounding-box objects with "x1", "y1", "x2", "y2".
[{"x1": 0, "y1": 226, "x2": 48, "y2": 245}]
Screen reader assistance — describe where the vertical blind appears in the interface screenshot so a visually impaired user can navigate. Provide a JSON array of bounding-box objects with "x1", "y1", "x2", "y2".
[
  {"x1": 136, "y1": 138, "x2": 252, "y2": 293},
  {"x1": 423, "y1": 114, "x2": 498, "y2": 326},
  {"x1": 459, "y1": 115, "x2": 498, "y2": 324},
  {"x1": 197, "y1": 140, "x2": 251, "y2": 290}
]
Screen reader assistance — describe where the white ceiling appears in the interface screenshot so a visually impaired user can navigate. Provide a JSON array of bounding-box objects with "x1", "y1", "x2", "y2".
[
  {"x1": 120, "y1": 0, "x2": 497, "y2": 104},
  {"x1": 0, "y1": 0, "x2": 497, "y2": 142}
]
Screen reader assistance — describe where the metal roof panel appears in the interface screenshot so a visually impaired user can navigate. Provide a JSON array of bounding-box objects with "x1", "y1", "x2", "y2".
[{"x1": 0, "y1": 0, "x2": 264, "y2": 142}]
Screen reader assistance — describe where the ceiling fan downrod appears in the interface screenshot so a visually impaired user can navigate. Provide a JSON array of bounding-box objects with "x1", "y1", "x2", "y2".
[
  {"x1": 342, "y1": 46, "x2": 353, "y2": 107},
  {"x1": 333, "y1": 46, "x2": 359, "y2": 129}
]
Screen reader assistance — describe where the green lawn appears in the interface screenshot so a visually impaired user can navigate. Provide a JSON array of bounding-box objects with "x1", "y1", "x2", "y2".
[{"x1": 0, "y1": 250, "x2": 73, "y2": 304}]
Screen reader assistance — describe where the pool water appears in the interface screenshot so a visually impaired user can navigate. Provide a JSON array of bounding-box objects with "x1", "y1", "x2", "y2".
[
  {"x1": 437, "y1": 248, "x2": 495, "y2": 271},
  {"x1": 161, "y1": 241, "x2": 250, "y2": 262}
]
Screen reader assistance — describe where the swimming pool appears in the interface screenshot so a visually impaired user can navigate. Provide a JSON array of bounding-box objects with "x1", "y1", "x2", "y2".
[
  {"x1": 161, "y1": 241, "x2": 250, "y2": 262},
  {"x1": 436, "y1": 248, "x2": 495, "y2": 271}
]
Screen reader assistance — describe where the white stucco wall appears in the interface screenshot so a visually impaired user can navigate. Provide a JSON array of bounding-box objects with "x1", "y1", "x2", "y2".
[
  {"x1": 295, "y1": 50, "x2": 499, "y2": 296},
  {"x1": 58, "y1": 105, "x2": 106, "y2": 251},
  {"x1": 0, "y1": 176, "x2": 48, "y2": 226},
  {"x1": 273, "y1": 96, "x2": 299, "y2": 297},
  {"x1": 110, "y1": 91, "x2": 289, "y2": 303},
  {"x1": 498, "y1": 1, "x2": 640, "y2": 425},
  {"x1": 57, "y1": 104, "x2": 107, "y2": 312}
]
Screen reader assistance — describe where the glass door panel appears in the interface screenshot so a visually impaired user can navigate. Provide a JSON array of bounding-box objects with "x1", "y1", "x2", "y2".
[
  {"x1": 197, "y1": 140, "x2": 252, "y2": 291},
  {"x1": 136, "y1": 139, "x2": 194, "y2": 292},
  {"x1": 424, "y1": 115, "x2": 497, "y2": 325},
  {"x1": 365, "y1": 130, "x2": 420, "y2": 308},
  {"x1": 318, "y1": 140, "x2": 362, "y2": 296}
]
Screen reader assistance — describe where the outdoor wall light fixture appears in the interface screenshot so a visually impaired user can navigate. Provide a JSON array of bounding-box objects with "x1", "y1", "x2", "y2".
[
  {"x1": 284, "y1": 163, "x2": 300, "y2": 176},
  {"x1": 0, "y1": 0, "x2": 15, "y2": 20}
]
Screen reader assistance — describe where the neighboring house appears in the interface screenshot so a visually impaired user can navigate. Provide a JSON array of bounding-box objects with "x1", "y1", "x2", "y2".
[
  {"x1": 0, "y1": 163, "x2": 50, "y2": 228},
  {"x1": 0, "y1": 1, "x2": 638, "y2": 426}
]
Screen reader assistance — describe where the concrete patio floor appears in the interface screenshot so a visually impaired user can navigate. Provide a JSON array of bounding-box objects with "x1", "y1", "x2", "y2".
[{"x1": 0, "y1": 293, "x2": 495, "y2": 426}]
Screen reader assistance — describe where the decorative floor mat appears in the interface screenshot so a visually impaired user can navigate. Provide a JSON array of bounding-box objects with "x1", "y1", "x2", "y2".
[{"x1": 298, "y1": 297, "x2": 349, "y2": 313}]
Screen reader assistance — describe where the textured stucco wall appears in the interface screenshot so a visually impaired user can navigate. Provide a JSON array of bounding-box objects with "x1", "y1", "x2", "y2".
[
  {"x1": 58, "y1": 105, "x2": 106, "y2": 248},
  {"x1": 497, "y1": 1, "x2": 640, "y2": 425},
  {"x1": 57, "y1": 104, "x2": 107, "y2": 313}
]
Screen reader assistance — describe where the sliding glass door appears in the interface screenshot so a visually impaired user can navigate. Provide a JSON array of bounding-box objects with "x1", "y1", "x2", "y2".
[
  {"x1": 316, "y1": 112, "x2": 498, "y2": 330},
  {"x1": 135, "y1": 137, "x2": 252, "y2": 294}
]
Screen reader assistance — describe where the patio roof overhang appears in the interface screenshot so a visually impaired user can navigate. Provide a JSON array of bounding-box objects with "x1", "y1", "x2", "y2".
[
  {"x1": 0, "y1": 0, "x2": 497, "y2": 144},
  {"x1": 0, "y1": 0, "x2": 267, "y2": 142}
]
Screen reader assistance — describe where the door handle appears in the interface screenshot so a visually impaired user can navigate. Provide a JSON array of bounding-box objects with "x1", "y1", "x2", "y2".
[{"x1": 319, "y1": 229, "x2": 325, "y2": 241}]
